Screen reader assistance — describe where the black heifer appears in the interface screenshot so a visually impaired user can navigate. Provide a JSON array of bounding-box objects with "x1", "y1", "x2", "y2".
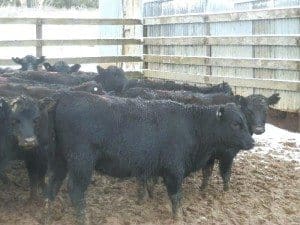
[
  {"x1": 45, "y1": 92, "x2": 254, "y2": 224},
  {"x1": 95, "y1": 65, "x2": 128, "y2": 93},
  {"x1": 12, "y1": 55, "x2": 45, "y2": 71},
  {"x1": 0, "y1": 67, "x2": 14, "y2": 74},
  {"x1": 123, "y1": 88, "x2": 280, "y2": 192},
  {"x1": 0, "y1": 82, "x2": 104, "y2": 99},
  {"x1": 124, "y1": 79, "x2": 233, "y2": 95},
  {"x1": 123, "y1": 87, "x2": 232, "y2": 104},
  {"x1": 200, "y1": 93, "x2": 280, "y2": 191},
  {"x1": 43, "y1": 61, "x2": 81, "y2": 73},
  {"x1": 0, "y1": 96, "x2": 53, "y2": 200}
]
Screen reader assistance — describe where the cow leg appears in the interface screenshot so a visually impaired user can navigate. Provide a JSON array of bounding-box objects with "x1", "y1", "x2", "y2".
[
  {"x1": 146, "y1": 177, "x2": 158, "y2": 199},
  {"x1": 0, "y1": 159, "x2": 10, "y2": 185},
  {"x1": 46, "y1": 156, "x2": 67, "y2": 201},
  {"x1": 163, "y1": 172, "x2": 183, "y2": 219},
  {"x1": 137, "y1": 178, "x2": 148, "y2": 204},
  {"x1": 25, "y1": 157, "x2": 40, "y2": 201},
  {"x1": 0, "y1": 172, "x2": 10, "y2": 184},
  {"x1": 200, "y1": 157, "x2": 215, "y2": 191},
  {"x1": 218, "y1": 155, "x2": 234, "y2": 191},
  {"x1": 68, "y1": 153, "x2": 94, "y2": 225},
  {"x1": 43, "y1": 156, "x2": 67, "y2": 225}
]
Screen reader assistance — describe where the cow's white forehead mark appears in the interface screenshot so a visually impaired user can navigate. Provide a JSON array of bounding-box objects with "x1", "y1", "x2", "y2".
[{"x1": 93, "y1": 87, "x2": 98, "y2": 92}]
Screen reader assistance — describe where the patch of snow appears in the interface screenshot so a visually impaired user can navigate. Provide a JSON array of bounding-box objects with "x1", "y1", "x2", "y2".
[{"x1": 249, "y1": 124, "x2": 300, "y2": 163}]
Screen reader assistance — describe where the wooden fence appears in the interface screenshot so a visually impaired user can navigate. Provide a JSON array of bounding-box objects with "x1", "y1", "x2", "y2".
[
  {"x1": 0, "y1": 17, "x2": 143, "y2": 77},
  {"x1": 143, "y1": 6, "x2": 300, "y2": 112},
  {"x1": 0, "y1": 6, "x2": 299, "y2": 112}
]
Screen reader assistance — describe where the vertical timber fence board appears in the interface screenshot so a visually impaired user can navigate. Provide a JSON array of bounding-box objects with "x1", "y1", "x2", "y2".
[{"x1": 35, "y1": 19, "x2": 43, "y2": 58}]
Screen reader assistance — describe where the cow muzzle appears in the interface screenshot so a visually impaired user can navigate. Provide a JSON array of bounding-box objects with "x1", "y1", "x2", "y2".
[
  {"x1": 18, "y1": 137, "x2": 38, "y2": 150},
  {"x1": 253, "y1": 126, "x2": 265, "y2": 135}
]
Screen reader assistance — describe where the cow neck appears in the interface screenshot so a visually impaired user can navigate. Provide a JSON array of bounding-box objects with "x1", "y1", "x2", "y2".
[{"x1": 186, "y1": 104, "x2": 223, "y2": 146}]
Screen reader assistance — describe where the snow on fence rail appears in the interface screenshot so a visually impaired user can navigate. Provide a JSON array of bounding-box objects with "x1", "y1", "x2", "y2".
[
  {"x1": 142, "y1": 6, "x2": 300, "y2": 112},
  {"x1": 0, "y1": 17, "x2": 143, "y2": 78}
]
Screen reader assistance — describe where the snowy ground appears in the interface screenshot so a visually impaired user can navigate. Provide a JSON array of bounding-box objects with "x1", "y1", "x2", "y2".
[{"x1": 251, "y1": 124, "x2": 300, "y2": 163}]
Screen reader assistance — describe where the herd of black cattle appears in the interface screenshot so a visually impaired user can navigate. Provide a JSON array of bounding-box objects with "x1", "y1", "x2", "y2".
[{"x1": 0, "y1": 55, "x2": 280, "y2": 224}]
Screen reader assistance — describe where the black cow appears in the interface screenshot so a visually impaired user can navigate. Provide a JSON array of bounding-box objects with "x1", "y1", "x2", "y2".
[
  {"x1": 45, "y1": 92, "x2": 254, "y2": 224},
  {"x1": 0, "y1": 96, "x2": 53, "y2": 200},
  {"x1": 124, "y1": 79, "x2": 233, "y2": 95},
  {"x1": 12, "y1": 55, "x2": 45, "y2": 71},
  {"x1": 124, "y1": 88, "x2": 280, "y2": 192},
  {"x1": 200, "y1": 93, "x2": 280, "y2": 191},
  {"x1": 0, "y1": 82, "x2": 104, "y2": 100},
  {"x1": 43, "y1": 61, "x2": 81, "y2": 73},
  {"x1": 0, "y1": 67, "x2": 14, "y2": 74},
  {"x1": 95, "y1": 65, "x2": 128, "y2": 93},
  {"x1": 123, "y1": 87, "x2": 232, "y2": 104}
]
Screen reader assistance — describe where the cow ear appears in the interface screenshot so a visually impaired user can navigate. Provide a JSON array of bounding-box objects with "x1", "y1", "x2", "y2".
[
  {"x1": 235, "y1": 95, "x2": 247, "y2": 108},
  {"x1": 268, "y1": 93, "x2": 280, "y2": 106},
  {"x1": 43, "y1": 63, "x2": 52, "y2": 71},
  {"x1": 12, "y1": 57, "x2": 22, "y2": 65},
  {"x1": 70, "y1": 64, "x2": 81, "y2": 73},
  {"x1": 96, "y1": 65, "x2": 105, "y2": 75},
  {"x1": 216, "y1": 106, "x2": 225, "y2": 121}
]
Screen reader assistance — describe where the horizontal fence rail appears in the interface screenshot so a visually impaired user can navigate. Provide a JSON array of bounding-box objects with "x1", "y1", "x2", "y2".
[
  {"x1": 144, "y1": 35, "x2": 300, "y2": 46},
  {"x1": 0, "y1": 17, "x2": 142, "y2": 25},
  {"x1": 143, "y1": 69, "x2": 300, "y2": 92},
  {"x1": 0, "y1": 38, "x2": 142, "y2": 47},
  {"x1": 0, "y1": 56, "x2": 142, "y2": 65},
  {"x1": 144, "y1": 54, "x2": 300, "y2": 71},
  {"x1": 144, "y1": 7, "x2": 300, "y2": 25}
]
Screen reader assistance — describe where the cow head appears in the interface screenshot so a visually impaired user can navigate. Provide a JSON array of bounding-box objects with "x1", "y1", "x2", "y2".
[
  {"x1": 12, "y1": 55, "x2": 45, "y2": 71},
  {"x1": 236, "y1": 93, "x2": 280, "y2": 135},
  {"x1": 9, "y1": 95, "x2": 51, "y2": 150},
  {"x1": 96, "y1": 65, "x2": 128, "y2": 93},
  {"x1": 44, "y1": 61, "x2": 81, "y2": 73},
  {"x1": 215, "y1": 103, "x2": 254, "y2": 150}
]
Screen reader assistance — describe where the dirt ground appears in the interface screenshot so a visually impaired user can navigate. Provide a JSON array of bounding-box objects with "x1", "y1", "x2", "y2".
[{"x1": 0, "y1": 125, "x2": 299, "y2": 225}]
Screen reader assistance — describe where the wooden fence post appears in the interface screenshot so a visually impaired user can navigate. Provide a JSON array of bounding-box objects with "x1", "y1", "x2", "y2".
[
  {"x1": 143, "y1": 25, "x2": 148, "y2": 72},
  {"x1": 36, "y1": 19, "x2": 43, "y2": 58},
  {"x1": 204, "y1": 15, "x2": 211, "y2": 78}
]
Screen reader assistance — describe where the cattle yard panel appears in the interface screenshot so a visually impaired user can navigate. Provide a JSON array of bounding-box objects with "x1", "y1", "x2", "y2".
[
  {"x1": 143, "y1": 5, "x2": 300, "y2": 112},
  {"x1": 0, "y1": 17, "x2": 143, "y2": 78}
]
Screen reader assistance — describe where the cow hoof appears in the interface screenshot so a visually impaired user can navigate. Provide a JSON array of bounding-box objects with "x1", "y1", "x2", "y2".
[{"x1": 172, "y1": 209, "x2": 183, "y2": 221}]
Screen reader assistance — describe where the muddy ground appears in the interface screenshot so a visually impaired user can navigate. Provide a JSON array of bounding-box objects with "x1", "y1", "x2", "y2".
[{"x1": 0, "y1": 125, "x2": 299, "y2": 225}]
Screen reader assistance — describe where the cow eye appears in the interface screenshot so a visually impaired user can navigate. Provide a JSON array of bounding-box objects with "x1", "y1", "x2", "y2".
[
  {"x1": 231, "y1": 122, "x2": 241, "y2": 130},
  {"x1": 33, "y1": 117, "x2": 40, "y2": 123}
]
